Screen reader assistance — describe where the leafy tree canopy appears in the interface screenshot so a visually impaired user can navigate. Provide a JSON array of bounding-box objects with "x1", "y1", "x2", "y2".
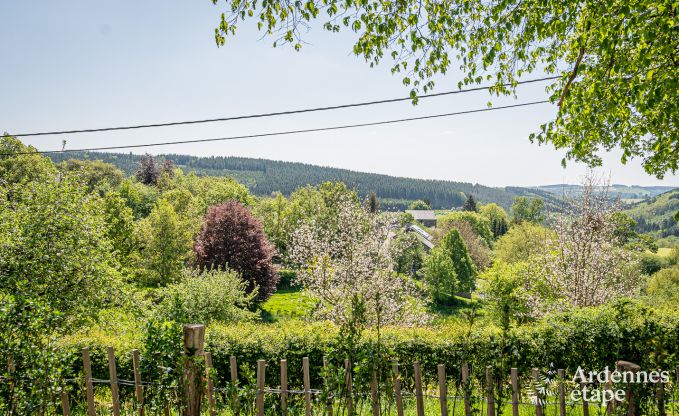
[
  {"x1": 437, "y1": 211, "x2": 494, "y2": 247},
  {"x1": 510, "y1": 196, "x2": 545, "y2": 224},
  {"x1": 408, "y1": 199, "x2": 431, "y2": 210},
  {"x1": 194, "y1": 200, "x2": 279, "y2": 301},
  {"x1": 211, "y1": 0, "x2": 679, "y2": 177},
  {"x1": 0, "y1": 135, "x2": 56, "y2": 186},
  {"x1": 0, "y1": 175, "x2": 119, "y2": 318}
]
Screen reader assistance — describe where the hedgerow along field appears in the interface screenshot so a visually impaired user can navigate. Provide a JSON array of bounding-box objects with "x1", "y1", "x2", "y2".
[{"x1": 2, "y1": 136, "x2": 679, "y2": 415}]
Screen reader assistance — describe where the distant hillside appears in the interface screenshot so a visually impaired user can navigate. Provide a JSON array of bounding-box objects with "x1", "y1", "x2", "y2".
[
  {"x1": 535, "y1": 184, "x2": 676, "y2": 199},
  {"x1": 624, "y1": 189, "x2": 679, "y2": 240},
  {"x1": 48, "y1": 152, "x2": 566, "y2": 211}
]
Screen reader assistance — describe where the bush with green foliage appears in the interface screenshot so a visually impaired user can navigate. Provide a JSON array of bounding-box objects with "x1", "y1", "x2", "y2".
[
  {"x1": 477, "y1": 262, "x2": 534, "y2": 328},
  {"x1": 645, "y1": 266, "x2": 679, "y2": 306},
  {"x1": 156, "y1": 268, "x2": 258, "y2": 325}
]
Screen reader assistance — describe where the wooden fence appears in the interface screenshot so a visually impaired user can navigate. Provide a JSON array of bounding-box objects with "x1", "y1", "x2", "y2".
[{"x1": 54, "y1": 325, "x2": 679, "y2": 416}]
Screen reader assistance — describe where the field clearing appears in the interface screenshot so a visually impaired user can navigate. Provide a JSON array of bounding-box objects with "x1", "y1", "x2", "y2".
[
  {"x1": 657, "y1": 247, "x2": 675, "y2": 257},
  {"x1": 262, "y1": 287, "x2": 315, "y2": 320}
]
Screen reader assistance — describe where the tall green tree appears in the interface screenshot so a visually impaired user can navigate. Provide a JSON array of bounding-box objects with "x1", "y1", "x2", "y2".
[
  {"x1": 439, "y1": 229, "x2": 477, "y2": 292},
  {"x1": 0, "y1": 135, "x2": 56, "y2": 187},
  {"x1": 61, "y1": 159, "x2": 124, "y2": 193},
  {"x1": 366, "y1": 191, "x2": 379, "y2": 213},
  {"x1": 254, "y1": 192, "x2": 291, "y2": 257},
  {"x1": 102, "y1": 191, "x2": 137, "y2": 265},
  {"x1": 212, "y1": 0, "x2": 679, "y2": 178},
  {"x1": 510, "y1": 197, "x2": 545, "y2": 224},
  {"x1": 0, "y1": 176, "x2": 118, "y2": 316},
  {"x1": 134, "y1": 200, "x2": 193, "y2": 287},
  {"x1": 462, "y1": 195, "x2": 478, "y2": 212},
  {"x1": 421, "y1": 248, "x2": 457, "y2": 305}
]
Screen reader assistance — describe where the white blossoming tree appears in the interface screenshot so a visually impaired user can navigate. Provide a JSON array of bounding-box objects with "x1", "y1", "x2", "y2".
[
  {"x1": 529, "y1": 173, "x2": 642, "y2": 314},
  {"x1": 290, "y1": 194, "x2": 427, "y2": 330}
]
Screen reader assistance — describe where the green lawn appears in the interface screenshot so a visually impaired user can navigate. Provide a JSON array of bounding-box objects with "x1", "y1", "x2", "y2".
[
  {"x1": 657, "y1": 247, "x2": 675, "y2": 258},
  {"x1": 261, "y1": 287, "x2": 315, "y2": 321},
  {"x1": 262, "y1": 286, "x2": 478, "y2": 325}
]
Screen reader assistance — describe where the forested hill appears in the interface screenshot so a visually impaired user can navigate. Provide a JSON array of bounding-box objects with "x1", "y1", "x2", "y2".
[
  {"x1": 624, "y1": 189, "x2": 679, "y2": 241},
  {"x1": 48, "y1": 151, "x2": 564, "y2": 210}
]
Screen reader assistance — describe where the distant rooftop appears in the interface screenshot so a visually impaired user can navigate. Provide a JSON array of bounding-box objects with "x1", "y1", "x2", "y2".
[{"x1": 405, "y1": 210, "x2": 437, "y2": 221}]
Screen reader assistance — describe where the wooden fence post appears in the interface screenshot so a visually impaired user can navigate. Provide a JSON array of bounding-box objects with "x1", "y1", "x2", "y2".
[
  {"x1": 581, "y1": 381, "x2": 589, "y2": 416},
  {"x1": 230, "y1": 355, "x2": 240, "y2": 415},
  {"x1": 371, "y1": 369, "x2": 380, "y2": 416},
  {"x1": 438, "y1": 364, "x2": 448, "y2": 416},
  {"x1": 616, "y1": 361, "x2": 640, "y2": 416},
  {"x1": 82, "y1": 348, "x2": 96, "y2": 416},
  {"x1": 605, "y1": 367, "x2": 614, "y2": 416},
  {"x1": 205, "y1": 352, "x2": 217, "y2": 416},
  {"x1": 132, "y1": 349, "x2": 145, "y2": 416},
  {"x1": 486, "y1": 366, "x2": 495, "y2": 416},
  {"x1": 510, "y1": 368, "x2": 519, "y2": 416},
  {"x1": 345, "y1": 359, "x2": 353, "y2": 416},
  {"x1": 107, "y1": 346, "x2": 121, "y2": 416},
  {"x1": 392, "y1": 362, "x2": 404, "y2": 416},
  {"x1": 60, "y1": 389, "x2": 71, "y2": 416},
  {"x1": 303, "y1": 357, "x2": 312, "y2": 416},
  {"x1": 7, "y1": 358, "x2": 16, "y2": 415},
  {"x1": 183, "y1": 324, "x2": 205, "y2": 416},
  {"x1": 256, "y1": 360, "x2": 266, "y2": 416},
  {"x1": 462, "y1": 362, "x2": 471, "y2": 416},
  {"x1": 323, "y1": 356, "x2": 333, "y2": 416},
  {"x1": 414, "y1": 361, "x2": 425, "y2": 416},
  {"x1": 656, "y1": 374, "x2": 665, "y2": 416},
  {"x1": 281, "y1": 359, "x2": 288, "y2": 416},
  {"x1": 558, "y1": 369, "x2": 566, "y2": 416},
  {"x1": 532, "y1": 368, "x2": 543, "y2": 416}
]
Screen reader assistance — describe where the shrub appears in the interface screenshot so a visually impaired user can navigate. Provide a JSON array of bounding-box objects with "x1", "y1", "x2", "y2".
[
  {"x1": 156, "y1": 268, "x2": 258, "y2": 325},
  {"x1": 645, "y1": 266, "x2": 679, "y2": 305}
]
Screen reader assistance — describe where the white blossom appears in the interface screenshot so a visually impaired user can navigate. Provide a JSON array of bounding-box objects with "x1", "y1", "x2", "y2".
[{"x1": 290, "y1": 195, "x2": 428, "y2": 327}]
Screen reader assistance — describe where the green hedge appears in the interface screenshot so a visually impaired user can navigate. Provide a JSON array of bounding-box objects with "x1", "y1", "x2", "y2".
[{"x1": 59, "y1": 300, "x2": 679, "y2": 393}]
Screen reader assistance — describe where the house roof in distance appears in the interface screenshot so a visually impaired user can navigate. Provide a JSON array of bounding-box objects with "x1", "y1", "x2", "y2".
[{"x1": 405, "y1": 210, "x2": 437, "y2": 221}]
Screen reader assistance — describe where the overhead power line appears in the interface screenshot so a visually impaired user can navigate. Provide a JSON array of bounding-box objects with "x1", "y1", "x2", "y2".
[
  {"x1": 7, "y1": 100, "x2": 550, "y2": 156},
  {"x1": 10, "y1": 76, "x2": 558, "y2": 137}
]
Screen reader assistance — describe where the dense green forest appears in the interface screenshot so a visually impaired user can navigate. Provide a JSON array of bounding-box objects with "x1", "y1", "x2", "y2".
[{"x1": 48, "y1": 151, "x2": 569, "y2": 211}]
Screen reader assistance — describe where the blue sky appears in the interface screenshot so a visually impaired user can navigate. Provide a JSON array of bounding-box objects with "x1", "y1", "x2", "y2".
[{"x1": 1, "y1": 1, "x2": 677, "y2": 187}]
